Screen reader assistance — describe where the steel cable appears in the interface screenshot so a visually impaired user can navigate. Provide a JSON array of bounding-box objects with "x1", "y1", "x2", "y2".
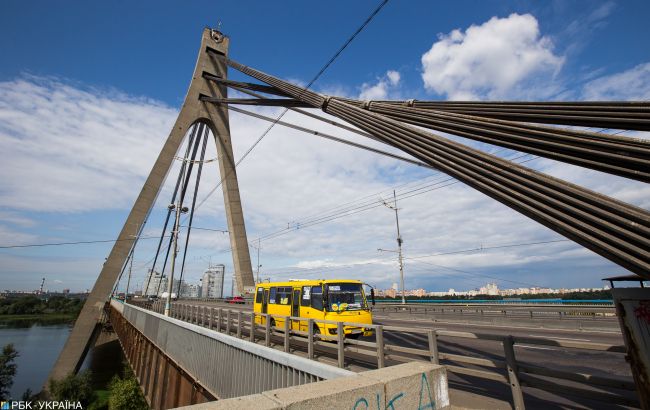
[{"x1": 225, "y1": 58, "x2": 650, "y2": 277}]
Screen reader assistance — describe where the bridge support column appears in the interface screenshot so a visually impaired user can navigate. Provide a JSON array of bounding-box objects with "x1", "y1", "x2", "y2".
[{"x1": 49, "y1": 28, "x2": 254, "y2": 384}]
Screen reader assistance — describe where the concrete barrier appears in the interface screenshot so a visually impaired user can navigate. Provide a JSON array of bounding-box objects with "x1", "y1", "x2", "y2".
[{"x1": 176, "y1": 362, "x2": 450, "y2": 409}]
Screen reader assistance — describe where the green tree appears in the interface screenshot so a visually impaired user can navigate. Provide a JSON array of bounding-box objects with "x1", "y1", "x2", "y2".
[
  {"x1": 0, "y1": 344, "x2": 19, "y2": 400},
  {"x1": 49, "y1": 370, "x2": 95, "y2": 407},
  {"x1": 108, "y1": 376, "x2": 147, "y2": 410}
]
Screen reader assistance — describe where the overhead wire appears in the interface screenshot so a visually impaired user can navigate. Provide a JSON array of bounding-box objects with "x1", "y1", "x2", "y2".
[
  {"x1": 0, "y1": 235, "x2": 171, "y2": 250},
  {"x1": 143, "y1": 123, "x2": 200, "y2": 295},
  {"x1": 193, "y1": 0, "x2": 390, "y2": 214},
  {"x1": 253, "y1": 151, "x2": 535, "y2": 243},
  {"x1": 407, "y1": 258, "x2": 542, "y2": 289},
  {"x1": 177, "y1": 126, "x2": 210, "y2": 295},
  {"x1": 154, "y1": 123, "x2": 206, "y2": 296}
]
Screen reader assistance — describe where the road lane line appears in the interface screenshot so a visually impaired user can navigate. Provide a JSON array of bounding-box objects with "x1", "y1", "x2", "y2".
[
  {"x1": 528, "y1": 335, "x2": 591, "y2": 342},
  {"x1": 516, "y1": 345, "x2": 558, "y2": 351}
]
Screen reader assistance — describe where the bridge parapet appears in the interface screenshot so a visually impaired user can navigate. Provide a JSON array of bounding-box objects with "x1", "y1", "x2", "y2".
[
  {"x1": 109, "y1": 300, "x2": 353, "y2": 408},
  {"x1": 177, "y1": 361, "x2": 450, "y2": 410}
]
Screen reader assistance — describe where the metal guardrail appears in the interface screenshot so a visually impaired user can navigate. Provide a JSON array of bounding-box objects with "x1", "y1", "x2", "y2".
[
  {"x1": 373, "y1": 303, "x2": 618, "y2": 319},
  {"x1": 374, "y1": 299, "x2": 615, "y2": 305},
  {"x1": 137, "y1": 300, "x2": 638, "y2": 409},
  {"x1": 113, "y1": 300, "x2": 353, "y2": 401}
]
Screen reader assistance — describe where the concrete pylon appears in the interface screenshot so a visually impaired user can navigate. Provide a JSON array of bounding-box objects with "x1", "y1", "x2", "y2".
[{"x1": 48, "y1": 28, "x2": 254, "y2": 383}]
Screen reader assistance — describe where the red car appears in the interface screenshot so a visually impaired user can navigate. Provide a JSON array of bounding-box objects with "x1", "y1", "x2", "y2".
[{"x1": 226, "y1": 296, "x2": 245, "y2": 304}]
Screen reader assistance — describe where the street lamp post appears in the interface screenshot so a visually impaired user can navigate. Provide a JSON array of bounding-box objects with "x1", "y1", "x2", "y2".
[
  {"x1": 382, "y1": 190, "x2": 406, "y2": 305},
  {"x1": 164, "y1": 201, "x2": 188, "y2": 317}
]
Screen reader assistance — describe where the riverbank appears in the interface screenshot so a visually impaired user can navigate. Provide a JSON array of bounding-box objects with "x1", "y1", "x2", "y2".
[{"x1": 0, "y1": 313, "x2": 77, "y2": 321}]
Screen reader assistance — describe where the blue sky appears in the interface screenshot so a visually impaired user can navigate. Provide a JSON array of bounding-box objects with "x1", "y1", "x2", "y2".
[{"x1": 1, "y1": 0, "x2": 649, "y2": 294}]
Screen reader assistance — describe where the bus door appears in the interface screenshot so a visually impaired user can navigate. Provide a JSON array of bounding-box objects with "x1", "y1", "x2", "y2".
[
  {"x1": 262, "y1": 289, "x2": 269, "y2": 319},
  {"x1": 291, "y1": 289, "x2": 301, "y2": 330}
]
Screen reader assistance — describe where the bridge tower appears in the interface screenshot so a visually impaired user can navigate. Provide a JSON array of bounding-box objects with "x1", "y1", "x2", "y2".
[{"x1": 49, "y1": 28, "x2": 255, "y2": 382}]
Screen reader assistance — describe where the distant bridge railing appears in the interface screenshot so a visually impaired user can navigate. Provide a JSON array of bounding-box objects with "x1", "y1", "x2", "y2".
[
  {"x1": 138, "y1": 300, "x2": 638, "y2": 409},
  {"x1": 109, "y1": 300, "x2": 353, "y2": 408},
  {"x1": 374, "y1": 299, "x2": 614, "y2": 305},
  {"x1": 373, "y1": 303, "x2": 618, "y2": 320}
]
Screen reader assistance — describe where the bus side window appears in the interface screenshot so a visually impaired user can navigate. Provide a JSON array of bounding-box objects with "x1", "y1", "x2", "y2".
[
  {"x1": 255, "y1": 287, "x2": 264, "y2": 303},
  {"x1": 311, "y1": 286, "x2": 323, "y2": 310},
  {"x1": 269, "y1": 287, "x2": 277, "y2": 304},
  {"x1": 301, "y1": 286, "x2": 311, "y2": 306},
  {"x1": 278, "y1": 287, "x2": 291, "y2": 305}
]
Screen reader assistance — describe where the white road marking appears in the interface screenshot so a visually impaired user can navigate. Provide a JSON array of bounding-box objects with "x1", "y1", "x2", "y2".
[
  {"x1": 528, "y1": 335, "x2": 591, "y2": 342},
  {"x1": 516, "y1": 345, "x2": 557, "y2": 351}
]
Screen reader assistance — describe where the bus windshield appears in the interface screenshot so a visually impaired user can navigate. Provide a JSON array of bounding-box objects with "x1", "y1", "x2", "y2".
[{"x1": 326, "y1": 283, "x2": 367, "y2": 311}]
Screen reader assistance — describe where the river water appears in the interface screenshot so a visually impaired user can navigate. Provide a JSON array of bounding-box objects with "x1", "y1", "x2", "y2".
[{"x1": 0, "y1": 318, "x2": 123, "y2": 399}]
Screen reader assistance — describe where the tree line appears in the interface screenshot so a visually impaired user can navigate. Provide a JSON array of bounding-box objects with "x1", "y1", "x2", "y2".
[
  {"x1": 1, "y1": 342, "x2": 147, "y2": 409},
  {"x1": 0, "y1": 296, "x2": 84, "y2": 316}
]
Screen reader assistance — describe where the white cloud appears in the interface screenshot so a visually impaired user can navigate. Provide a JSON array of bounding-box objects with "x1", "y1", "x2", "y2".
[
  {"x1": 0, "y1": 224, "x2": 39, "y2": 246},
  {"x1": 582, "y1": 62, "x2": 650, "y2": 100},
  {"x1": 0, "y1": 211, "x2": 36, "y2": 227},
  {"x1": 358, "y1": 70, "x2": 401, "y2": 100},
  {"x1": 0, "y1": 75, "x2": 645, "y2": 293},
  {"x1": 420, "y1": 13, "x2": 564, "y2": 100},
  {"x1": 0, "y1": 77, "x2": 177, "y2": 212}
]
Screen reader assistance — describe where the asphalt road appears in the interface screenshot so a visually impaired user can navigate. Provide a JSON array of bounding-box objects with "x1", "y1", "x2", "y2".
[{"x1": 170, "y1": 301, "x2": 636, "y2": 409}]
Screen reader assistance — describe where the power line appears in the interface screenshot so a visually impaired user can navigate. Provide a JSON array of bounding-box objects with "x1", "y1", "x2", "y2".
[
  {"x1": 194, "y1": 0, "x2": 390, "y2": 213},
  {"x1": 254, "y1": 152, "x2": 535, "y2": 244},
  {"x1": 403, "y1": 239, "x2": 572, "y2": 261},
  {"x1": 407, "y1": 259, "x2": 542, "y2": 288},
  {"x1": 0, "y1": 235, "x2": 170, "y2": 250}
]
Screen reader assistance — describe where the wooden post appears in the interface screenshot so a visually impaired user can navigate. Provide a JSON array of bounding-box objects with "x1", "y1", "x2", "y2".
[
  {"x1": 284, "y1": 316, "x2": 290, "y2": 353},
  {"x1": 226, "y1": 309, "x2": 231, "y2": 335},
  {"x1": 427, "y1": 330, "x2": 439, "y2": 365},
  {"x1": 308, "y1": 319, "x2": 314, "y2": 360},
  {"x1": 237, "y1": 311, "x2": 242, "y2": 338},
  {"x1": 265, "y1": 315, "x2": 271, "y2": 347},
  {"x1": 217, "y1": 308, "x2": 222, "y2": 332},
  {"x1": 503, "y1": 336, "x2": 525, "y2": 409},
  {"x1": 208, "y1": 307, "x2": 213, "y2": 329},
  {"x1": 376, "y1": 325, "x2": 385, "y2": 369},
  {"x1": 249, "y1": 312, "x2": 255, "y2": 342},
  {"x1": 337, "y1": 322, "x2": 345, "y2": 368}
]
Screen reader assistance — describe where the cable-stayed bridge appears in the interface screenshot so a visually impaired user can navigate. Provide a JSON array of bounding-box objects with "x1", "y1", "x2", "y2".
[{"x1": 46, "y1": 27, "x2": 649, "y2": 409}]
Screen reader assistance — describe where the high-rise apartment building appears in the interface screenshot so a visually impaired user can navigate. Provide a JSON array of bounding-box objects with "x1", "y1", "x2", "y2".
[{"x1": 201, "y1": 264, "x2": 225, "y2": 299}]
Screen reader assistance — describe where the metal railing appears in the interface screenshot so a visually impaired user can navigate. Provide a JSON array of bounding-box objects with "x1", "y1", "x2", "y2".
[
  {"x1": 373, "y1": 303, "x2": 617, "y2": 319},
  {"x1": 140, "y1": 300, "x2": 638, "y2": 409},
  {"x1": 113, "y1": 300, "x2": 354, "y2": 402}
]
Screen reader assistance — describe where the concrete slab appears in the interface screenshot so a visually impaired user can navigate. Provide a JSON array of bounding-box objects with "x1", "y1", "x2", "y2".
[
  {"x1": 262, "y1": 374, "x2": 381, "y2": 410},
  {"x1": 174, "y1": 394, "x2": 281, "y2": 410},
  {"x1": 176, "y1": 363, "x2": 453, "y2": 410},
  {"x1": 449, "y1": 388, "x2": 512, "y2": 410},
  {"x1": 177, "y1": 394, "x2": 282, "y2": 410},
  {"x1": 361, "y1": 362, "x2": 450, "y2": 410}
]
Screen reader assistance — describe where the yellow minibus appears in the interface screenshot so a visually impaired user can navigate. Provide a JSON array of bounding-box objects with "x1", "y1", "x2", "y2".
[{"x1": 253, "y1": 279, "x2": 373, "y2": 338}]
